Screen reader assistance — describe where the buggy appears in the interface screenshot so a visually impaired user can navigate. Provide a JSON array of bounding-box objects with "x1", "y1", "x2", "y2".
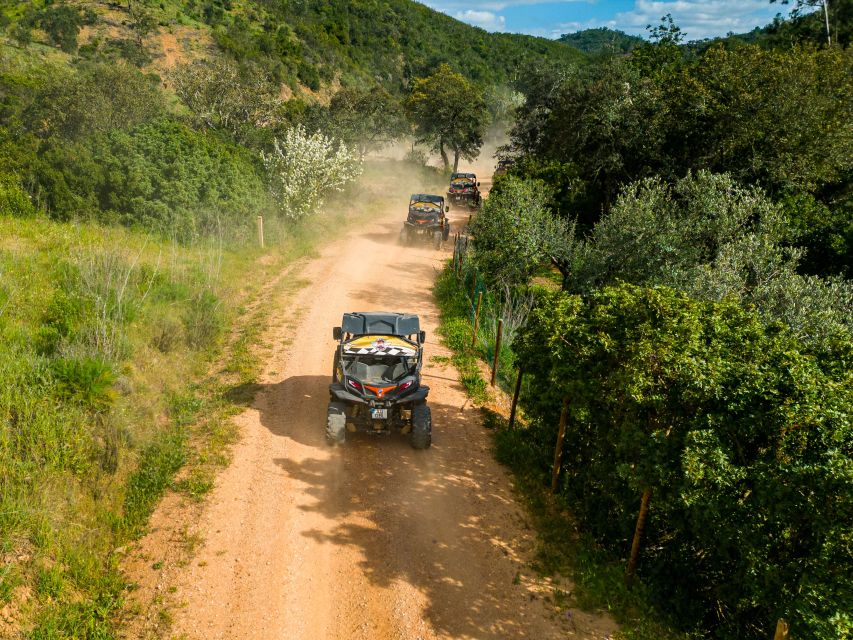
[
  {"x1": 327, "y1": 312, "x2": 431, "y2": 449},
  {"x1": 401, "y1": 194, "x2": 450, "y2": 249},
  {"x1": 447, "y1": 172, "x2": 481, "y2": 210},
  {"x1": 493, "y1": 158, "x2": 514, "y2": 180}
]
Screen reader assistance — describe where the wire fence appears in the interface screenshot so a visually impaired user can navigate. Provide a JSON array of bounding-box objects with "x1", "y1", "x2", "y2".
[{"x1": 451, "y1": 232, "x2": 535, "y2": 391}]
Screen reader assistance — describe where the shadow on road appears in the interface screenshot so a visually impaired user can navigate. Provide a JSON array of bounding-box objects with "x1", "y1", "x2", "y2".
[{"x1": 247, "y1": 373, "x2": 535, "y2": 639}]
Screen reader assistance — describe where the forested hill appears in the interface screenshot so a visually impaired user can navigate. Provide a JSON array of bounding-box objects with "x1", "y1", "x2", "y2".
[
  {"x1": 559, "y1": 27, "x2": 645, "y2": 54},
  {"x1": 0, "y1": 0, "x2": 584, "y2": 93}
]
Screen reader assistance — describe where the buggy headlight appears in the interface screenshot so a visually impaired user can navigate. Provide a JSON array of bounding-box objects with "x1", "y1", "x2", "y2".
[
  {"x1": 398, "y1": 380, "x2": 414, "y2": 391},
  {"x1": 347, "y1": 378, "x2": 363, "y2": 391}
]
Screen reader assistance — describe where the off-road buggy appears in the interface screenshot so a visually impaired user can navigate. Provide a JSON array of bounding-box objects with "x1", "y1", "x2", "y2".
[
  {"x1": 401, "y1": 194, "x2": 450, "y2": 249},
  {"x1": 447, "y1": 172, "x2": 481, "y2": 210},
  {"x1": 493, "y1": 158, "x2": 514, "y2": 180},
  {"x1": 327, "y1": 312, "x2": 431, "y2": 449}
]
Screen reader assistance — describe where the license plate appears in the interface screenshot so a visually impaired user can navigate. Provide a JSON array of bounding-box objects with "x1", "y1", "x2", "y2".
[{"x1": 370, "y1": 408, "x2": 387, "y2": 419}]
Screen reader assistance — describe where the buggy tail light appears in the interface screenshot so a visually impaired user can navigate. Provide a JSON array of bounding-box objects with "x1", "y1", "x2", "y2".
[
  {"x1": 347, "y1": 378, "x2": 363, "y2": 391},
  {"x1": 398, "y1": 380, "x2": 413, "y2": 391}
]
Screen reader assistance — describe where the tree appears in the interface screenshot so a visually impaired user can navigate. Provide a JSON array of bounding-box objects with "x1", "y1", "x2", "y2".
[
  {"x1": 469, "y1": 176, "x2": 573, "y2": 288},
  {"x1": 38, "y1": 4, "x2": 83, "y2": 53},
  {"x1": 262, "y1": 125, "x2": 362, "y2": 221},
  {"x1": 405, "y1": 64, "x2": 489, "y2": 171},
  {"x1": 569, "y1": 171, "x2": 853, "y2": 348},
  {"x1": 772, "y1": 0, "x2": 834, "y2": 44},
  {"x1": 27, "y1": 62, "x2": 165, "y2": 141},
  {"x1": 170, "y1": 59, "x2": 289, "y2": 145},
  {"x1": 323, "y1": 86, "x2": 408, "y2": 154}
]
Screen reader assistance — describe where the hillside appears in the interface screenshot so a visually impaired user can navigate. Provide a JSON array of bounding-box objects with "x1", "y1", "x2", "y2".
[
  {"x1": 558, "y1": 27, "x2": 644, "y2": 54},
  {"x1": 0, "y1": 0, "x2": 585, "y2": 96}
]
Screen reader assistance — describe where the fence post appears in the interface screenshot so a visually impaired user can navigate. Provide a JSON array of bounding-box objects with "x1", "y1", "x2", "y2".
[
  {"x1": 257, "y1": 215, "x2": 265, "y2": 248},
  {"x1": 508, "y1": 368, "x2": 524, "y2": 429},
  {"x1": 626, "y1": 487, "x2": 653, "y2": 587},
  {"x1": 471, "y1": 291, "x2": 483, "y2": 348},
  {"x1": 550, "y1": 397, "x2": 570, "y2": 492},
  {"x1": 490, "y1": 319, "x2": 503, "y2": 386},
  {"x1": 773, "y1": 619, "x2": 789, "y2": 640}
]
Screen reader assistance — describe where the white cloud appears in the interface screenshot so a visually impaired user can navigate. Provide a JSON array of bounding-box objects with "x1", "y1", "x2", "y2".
[
  {"x1": 455, "y1": 9, "x2": 508, "y2": 31},
  {"x1": 429, "y1": 0, "x2": 591, "y2": 10},
  {"x1": 424, "y1": 0, "x2": 788, "y2": 41},
  {"x1": 598, "y1": 0, "x2": 784, "y2": 41}
]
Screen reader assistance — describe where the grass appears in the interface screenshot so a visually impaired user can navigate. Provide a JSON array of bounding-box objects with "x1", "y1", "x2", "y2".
[
  {"x1": 0, "y1": 159, "x2": 430, "y2": 638},
  {"x1": 432, "y1": 267, "x2": 491, "y2": 403},
  {"x1": 433, "y1": 262, "x2": 690, "y2": 640}
]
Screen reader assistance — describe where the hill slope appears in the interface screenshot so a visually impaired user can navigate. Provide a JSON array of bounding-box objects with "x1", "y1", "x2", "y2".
[
  {"x1": 1, "y1": 0, "x2": 585, "y2": 95},
  {"x1": 559, "y1": 27, "x2": 644, "y2": 54}
]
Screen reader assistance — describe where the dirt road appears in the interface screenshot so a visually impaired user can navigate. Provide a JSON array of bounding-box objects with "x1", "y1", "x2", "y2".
[{"x1": 127, "y1": 165, "x2": 615, "y2": 640}]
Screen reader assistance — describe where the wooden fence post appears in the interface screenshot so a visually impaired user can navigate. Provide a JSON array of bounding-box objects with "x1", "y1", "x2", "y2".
[
  {"x1": 550, "y1": 397, "x2": 570, "y2": 493},
  {"x1": 773, "y1": 619, "x2": 789, "y2": 640},
  {"x1": 509, "y1": 368, "x2": 524, "y2": 429},
  {"x1": 471, "y1": 292, "x2": 483, "y2": 348},
  {"x1": 490, "y1": 319, "x2": 503, "y2": 386},
  {"x1": 257, "y1": 215, "x2": 265, "y2": 248},
  {"x1": 625, "y1": 487, "x2": 653, "y2": 586}
]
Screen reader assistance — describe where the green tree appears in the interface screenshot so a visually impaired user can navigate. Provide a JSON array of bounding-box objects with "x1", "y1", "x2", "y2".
[
  {"x1": 469, "y1": 176, "x2": 567, "y2": 287},
  {"x1": 512, "y1": 283, "x2": 853, "y2": 640},
  {"x1": 405, "y1": 64, "x2": 489, "y2": 171},
  {"x1": 27, "y1": 62, "x2": 165, "y2": 141},
  {"x1": 569, "y1": 172, "x2": 853, "y2": 347},
  {"x1": 323, "y1": 86, "x2": 408, "y2": 154},
  {"x1": 38, "y1": 4, "x2": 83, "y2": 53}
]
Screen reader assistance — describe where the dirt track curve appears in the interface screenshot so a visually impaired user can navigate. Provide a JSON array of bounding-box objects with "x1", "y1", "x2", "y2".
[{"x1": 125, "y1": 166, "x2": 616, "y2": 640}]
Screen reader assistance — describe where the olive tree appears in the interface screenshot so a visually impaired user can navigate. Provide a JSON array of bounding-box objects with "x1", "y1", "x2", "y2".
[{"x1": 405, "y1": 64, "x2": 489, "y2": 171}]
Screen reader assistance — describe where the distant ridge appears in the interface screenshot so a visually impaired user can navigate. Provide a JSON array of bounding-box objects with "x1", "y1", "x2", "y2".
[{"x1": 558, "y1": 28, "x2": 645, "y2": 54}]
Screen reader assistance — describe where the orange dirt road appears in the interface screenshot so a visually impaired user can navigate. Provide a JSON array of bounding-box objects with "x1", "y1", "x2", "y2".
[{"x1": 131, "y1": 168, "x2": 615, "y2": 640}]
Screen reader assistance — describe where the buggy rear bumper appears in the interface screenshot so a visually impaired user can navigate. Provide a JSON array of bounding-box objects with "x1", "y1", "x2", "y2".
[{"x1": 330, "y1": 383, "x2": 429, "y2": 407}]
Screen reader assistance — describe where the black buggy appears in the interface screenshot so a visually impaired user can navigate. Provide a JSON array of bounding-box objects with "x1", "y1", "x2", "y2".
[
  {"x1": 447, "y1": 172, "x2": 481, "y2": 210},
  {"x1": 327, "y1": 312, "x2": 432, "y2": 449},
  {"x1": 401, "y1": 194, "x2": 450, "y2": 249}
]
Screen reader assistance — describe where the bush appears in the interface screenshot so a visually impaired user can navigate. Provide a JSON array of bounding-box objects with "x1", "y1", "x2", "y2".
[
  {"x1": 469, "y1": 176, "x2": 569, "y2": 288},
  {"x1": 262, "y1": 125, "x2": 362, "y2": 221},
  {"x1": 51, "y1": 357, "x2": 117, "y2": 413},
  {"x1": 513, "y1": 284, "x2": 853, "y2": 640},
  {"x1": 0, "y1": 173, "x2": 36, "y2": 217},
  {"x1": 182, "y1": 290, "x2": 223, "y2": 350}
]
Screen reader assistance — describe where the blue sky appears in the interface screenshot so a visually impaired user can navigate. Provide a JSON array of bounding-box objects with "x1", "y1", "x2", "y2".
[{"x1": 421, "y1": 0, "x2": 790, "y2": 41}]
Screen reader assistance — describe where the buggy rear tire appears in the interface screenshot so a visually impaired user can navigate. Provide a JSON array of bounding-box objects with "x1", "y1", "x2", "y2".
[
  {"x1": 326, "y1": 402, "x2": 346, "y2": 445},
  {"x1": 411, "y1": 403, "x2": 432, "y2": 449}
]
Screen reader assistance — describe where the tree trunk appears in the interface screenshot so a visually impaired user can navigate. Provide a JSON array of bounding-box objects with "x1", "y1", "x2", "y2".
[
  {"x1": 439, "y1": 141, "x2": 449, "y2": 172},
  {"x1": 823, "y1": 0, "x2": 832, "y2": 46},
  {"x1": 453, "y1": 148, "x2": 460, "y2": 173}
]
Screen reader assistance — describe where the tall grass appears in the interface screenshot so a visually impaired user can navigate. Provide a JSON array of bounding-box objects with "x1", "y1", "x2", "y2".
[{"x1": 0, "y1": 158, "x2": 436, "y2": 637}]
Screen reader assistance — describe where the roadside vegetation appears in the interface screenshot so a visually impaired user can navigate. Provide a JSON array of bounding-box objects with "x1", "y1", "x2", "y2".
[
  {"x1": 439, "y1": 9, "x2": 853, "y2": 640},
  {"x1": 0, "y1": 1, "x2": 457, "y2": 635}
]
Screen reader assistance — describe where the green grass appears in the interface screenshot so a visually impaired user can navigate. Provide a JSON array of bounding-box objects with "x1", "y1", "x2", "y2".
[
  {"x1": 0, "y1": 160, "x2": 424, "y2": 638},
  {"x1": 433, "y1": 267, "x2": 491, "y2": 404},
  {"x1": 433, "y1": 263, "x2": 690, "y2": 640}
]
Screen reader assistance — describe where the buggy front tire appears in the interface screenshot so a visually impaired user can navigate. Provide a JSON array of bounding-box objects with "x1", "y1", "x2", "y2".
[
  {"x1": 326, "y1": 402, "x2": 347, "y2": 445},
  {"x1": 411, "y1": 403, "x2": 432, "y2": 449}
]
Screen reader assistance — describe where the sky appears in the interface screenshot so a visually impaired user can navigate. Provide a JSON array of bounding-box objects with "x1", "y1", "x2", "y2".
[{"x1": 421, "y1": 0, "x2": 792, "y2": 41}]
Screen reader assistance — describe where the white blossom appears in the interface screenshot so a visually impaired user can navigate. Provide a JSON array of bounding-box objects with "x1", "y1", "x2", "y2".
[{"x1": 262, "y1": 125, "x2": 363, "y2": 220}]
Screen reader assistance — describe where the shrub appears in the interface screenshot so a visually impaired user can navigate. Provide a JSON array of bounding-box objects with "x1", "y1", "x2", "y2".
[
  {"x1": 0, "y1": 173, "x2": 36, "y2": 217},
  {"x1": 182, "y1": 290, "x2": 223, "y2": 350},
  {"x1": 262, "y1": 125, "x2": 362, "y2": 221},
  {"x1": 513, "y1": 284, "x2": 853, "y2": 639},
  {"x1": 51, "y1": 357, "x2": 117, "y2": 413}
]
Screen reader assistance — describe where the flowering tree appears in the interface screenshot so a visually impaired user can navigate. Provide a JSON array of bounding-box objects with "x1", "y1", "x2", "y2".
[{"x1": 262, "y1": 125, "x2": 363, "y2": 221}]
